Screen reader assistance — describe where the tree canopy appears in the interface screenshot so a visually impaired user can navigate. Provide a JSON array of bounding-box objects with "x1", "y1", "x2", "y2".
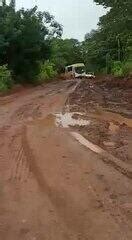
[
  {"x1": 51, "y1": 38, "x2": 83, "y2": 72},
  {"x1": 0, "y1": 0, "x2": 131, "y2": 89},
  {"x1": 82, "y1": 0, "x2": 132, "y2": 73},
  {"x1": 0, "y1": 1, "x2": 62, "y2": 82}
]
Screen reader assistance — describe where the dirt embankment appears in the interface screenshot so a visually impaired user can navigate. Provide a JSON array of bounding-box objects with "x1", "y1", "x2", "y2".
[{"x1": 68, "y1": 76, "x2": 132, "y2": 164}]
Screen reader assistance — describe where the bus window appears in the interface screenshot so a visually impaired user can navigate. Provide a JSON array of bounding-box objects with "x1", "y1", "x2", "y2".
[{"x1": 67, "y1": 66, "x2": 72, "y2": 72}]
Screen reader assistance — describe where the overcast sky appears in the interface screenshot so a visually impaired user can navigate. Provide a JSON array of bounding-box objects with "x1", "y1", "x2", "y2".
[{"x1": 14, "y1": 0, "x2": 106, "y2": 41}]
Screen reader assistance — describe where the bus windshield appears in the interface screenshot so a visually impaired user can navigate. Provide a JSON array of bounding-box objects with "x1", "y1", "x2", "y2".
[{"x1": 75, "y1": 66, "x2": 85, "y2": 74}]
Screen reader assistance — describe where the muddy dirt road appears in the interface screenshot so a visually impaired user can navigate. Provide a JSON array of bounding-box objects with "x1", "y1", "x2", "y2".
[{"x1": 0, "y1": 79, "x2": 132, "y2": 240}]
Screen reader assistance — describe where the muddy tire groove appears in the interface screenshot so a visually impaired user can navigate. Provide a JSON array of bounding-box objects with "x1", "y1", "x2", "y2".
[{"x1": 9, "y1": 135, "x2": 30, "y2": 182}]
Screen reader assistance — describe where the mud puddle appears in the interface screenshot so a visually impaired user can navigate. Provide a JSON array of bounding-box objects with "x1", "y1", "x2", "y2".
[
  {"x1": 55, "y1": 112, "x2": 90, "y2": 128},
  {"x1": 27, "y1": 112, "x2": 90, "y2": 130},
  {"x1": 27, "y1": 108, "x2": 132, "y2": 166},
  {"x1": 87, "y1": 109, "x2": 132, "y2": 128},
  {"x1": 67, "y1": 110, "x2": 132, "y2": 164}
]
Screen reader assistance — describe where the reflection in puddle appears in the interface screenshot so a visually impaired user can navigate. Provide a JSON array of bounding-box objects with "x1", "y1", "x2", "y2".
[
  {"x1": 55, "y1": 112, "x2": 90, "y2": 128},
  {"x1": 103, "y1": 141, "x2": 115, "y2": 147}
]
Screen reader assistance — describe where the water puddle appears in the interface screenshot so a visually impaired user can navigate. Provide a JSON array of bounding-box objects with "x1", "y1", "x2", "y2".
[
  {"x1": 103, "y1": 141, "x2": 115, "y2": 147},
  {"x1": 55, "y1": 112, "x2": 90, "y2": 128}
]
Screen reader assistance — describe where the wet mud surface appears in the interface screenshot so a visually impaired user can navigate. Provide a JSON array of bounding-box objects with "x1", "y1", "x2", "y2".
[
  {"x1": 0, "y1": 78, "x2": 132, "y2": 239},
  {"x1": 68, "y1": 78, "x2": 132, "y2": 164}
]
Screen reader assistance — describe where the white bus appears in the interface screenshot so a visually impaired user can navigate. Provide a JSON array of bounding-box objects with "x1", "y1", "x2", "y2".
[{"x1": 65, "y1": 63, "x2": 95, "y2": 79}]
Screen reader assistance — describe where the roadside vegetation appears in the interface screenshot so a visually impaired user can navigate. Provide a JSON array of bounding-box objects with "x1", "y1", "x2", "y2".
[
  {"x1": 0, "y1": 0, "x2": 131, "y2": 92},
  {"x1": 0, "y1": 65, "x2": 13, "y2": 92},
  {"x1": 0, "y1": 0, "x2": 62, "y2": 90},
  {"x1": 38, "y1": 62, "x2": 57, "y2": 83},
  {"x1": 83, "y1": 0, "x2": 132, "y2": 76}
]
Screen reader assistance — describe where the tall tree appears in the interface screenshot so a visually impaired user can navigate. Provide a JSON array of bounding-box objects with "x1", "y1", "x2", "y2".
[
  {"x1": 83, "y1": 0, "x2": 132, "y2": 72},
  {"x1": 0, "y1": 0, "x2": 6, "y2": 6},
  {"x1": 10, "y1": 0, "x2": 15, "y2": 9}
]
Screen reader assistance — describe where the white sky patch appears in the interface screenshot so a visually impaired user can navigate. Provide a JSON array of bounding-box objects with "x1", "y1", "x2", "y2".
[{"x1": 13, "y1": 0, "x2": 107, "y2": 41}]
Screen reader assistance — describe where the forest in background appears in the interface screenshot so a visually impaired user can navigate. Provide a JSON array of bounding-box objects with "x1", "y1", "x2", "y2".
[{"x1": 0, "y1": 0, "x2": 131, "y2": 91}]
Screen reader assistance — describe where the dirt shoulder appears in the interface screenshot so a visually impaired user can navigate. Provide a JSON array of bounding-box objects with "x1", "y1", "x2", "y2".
[{"x1": 68, "y1": 76, "x2": 132, "y2": 165}]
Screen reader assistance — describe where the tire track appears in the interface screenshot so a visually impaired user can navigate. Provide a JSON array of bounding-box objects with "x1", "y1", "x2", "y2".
[{"x1": 9, "y1": 135, "x2": 31, "y2": 183}]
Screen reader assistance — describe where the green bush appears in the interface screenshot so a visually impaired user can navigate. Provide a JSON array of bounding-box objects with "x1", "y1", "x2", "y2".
[
  {"x1": 0, "y1": 65, "x2": 13, "y2": 92},
  {"x1": 111, "y1": 60, "x2": 132, "y2": 77},
  {"x1": 111, "y1": 61, "x2": 123, "y2": 77},
  {"x1": 38, "y1": 62, "x2": 57, "y2": 83},
  {"x1": 123, "y1": 61, "x2": 132, "y2": 76}
]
